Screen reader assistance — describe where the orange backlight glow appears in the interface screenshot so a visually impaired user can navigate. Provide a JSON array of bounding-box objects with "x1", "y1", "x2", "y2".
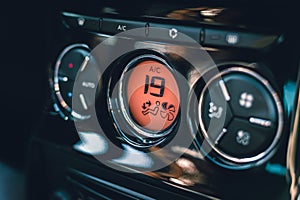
[{"x1": 127, "y1": 60, "x2": 180, "y2": 132}]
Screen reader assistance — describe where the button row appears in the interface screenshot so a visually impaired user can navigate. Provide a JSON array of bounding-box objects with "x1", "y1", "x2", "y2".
[
  {"x1": 62, "y1": 12, "x2": 201, "y2": 43},
  {"x1": 203, "y1": 29, "x2": 279, "y2": 49},
  {"x1": 61, "y1": 12, "x2": 279, "y2": 49}
]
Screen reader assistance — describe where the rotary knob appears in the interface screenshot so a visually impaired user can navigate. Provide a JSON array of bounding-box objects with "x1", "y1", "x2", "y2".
[
  {"x1": 52, "y1": 44, "x2": 100, "y2": 120},
  {"x1": 109, "y1": 53, "x2": 181, "y2": 147},
  {"x1": 199, "y1": 66, "x2": 284, "y2": 168}
]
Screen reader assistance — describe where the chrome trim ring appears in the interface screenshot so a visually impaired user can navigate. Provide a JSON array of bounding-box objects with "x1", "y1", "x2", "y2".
[
  {"x1": 198, "y1": 66, "x2": 284, "y2": 165},
  {"x1": 53, "y1": 43, "x2": 91, "y2": 120},
  {"x1": 116, "y1": 54, "x2": 180, "y2": 140}
]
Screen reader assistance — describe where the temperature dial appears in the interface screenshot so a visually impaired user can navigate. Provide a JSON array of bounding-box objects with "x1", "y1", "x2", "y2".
[
  {"x1": 53, "y1": 44, "x2": 99, "y2": 120},
  {"x1": 110, "y1": 53, "x2": 181, "y2": 147}
]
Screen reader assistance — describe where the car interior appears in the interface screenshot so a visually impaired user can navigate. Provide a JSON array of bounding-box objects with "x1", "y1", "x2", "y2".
[{"x1": 1, "y1": 0, "x2": 300, "y2": 199}]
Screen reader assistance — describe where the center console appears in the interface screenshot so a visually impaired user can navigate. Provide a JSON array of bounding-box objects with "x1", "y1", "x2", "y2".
[{"x1": 26, "y1": 0, "x2": 299, "y2": 199}]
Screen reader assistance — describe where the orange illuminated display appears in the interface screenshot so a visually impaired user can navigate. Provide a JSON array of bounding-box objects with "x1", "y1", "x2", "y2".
[{"x1": 126, "y1": 59, "x2": 180, "y2": 132}]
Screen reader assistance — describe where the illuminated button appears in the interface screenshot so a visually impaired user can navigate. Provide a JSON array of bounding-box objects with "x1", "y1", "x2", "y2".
[
  {"x1": 126, "y1": 59, "x2": 180, "y2": 132},
  {"x1": 225, "y1": 33, "x2": 239, "y2": 45},
  {"x1": 169, "y1": 28, "x2": 178, "y2": 39}
]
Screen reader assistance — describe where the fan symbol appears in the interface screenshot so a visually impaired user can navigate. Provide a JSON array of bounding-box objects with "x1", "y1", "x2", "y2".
[
  {"x1": 160, "y1": 102, "x2": 176, "y2": 121},
  {"x1": 239, "y1": 92, "x2": 254, "y2": 108}
]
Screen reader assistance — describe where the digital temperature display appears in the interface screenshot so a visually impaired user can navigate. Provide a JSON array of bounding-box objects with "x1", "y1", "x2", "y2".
[{"x1": 126, "y1": 59, "x2": 180, "y2": 132}]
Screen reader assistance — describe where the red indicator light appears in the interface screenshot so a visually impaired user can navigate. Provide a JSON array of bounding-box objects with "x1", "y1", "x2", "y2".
[{"x1": 68, "y1": 63, "x2": 73, "y2": 69}]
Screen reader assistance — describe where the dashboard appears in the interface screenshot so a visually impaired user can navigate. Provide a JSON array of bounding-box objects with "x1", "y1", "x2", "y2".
[{"x1": 21, "y1": 0, "x2": 300, "y2": 199}]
